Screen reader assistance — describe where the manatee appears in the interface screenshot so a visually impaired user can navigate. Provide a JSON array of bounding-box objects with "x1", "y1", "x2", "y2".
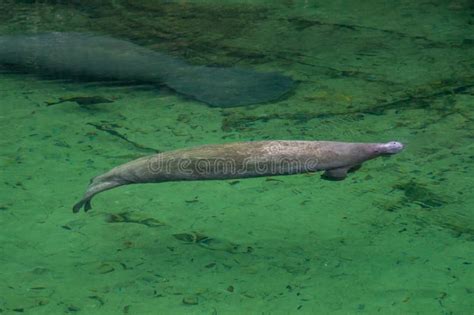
[
  {"x1": 72, "y1": 140, "x2": 404, "y2": 212},
  {"x1": 0, "y1": 32, "x2": 294, "y2": 107}
]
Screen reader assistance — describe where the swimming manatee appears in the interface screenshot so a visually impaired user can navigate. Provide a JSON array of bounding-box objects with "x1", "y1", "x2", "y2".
[
  {"x1": 0, "y1": 32, "x2": 294, "y2": 107},
  {"x1": 72, "y1": 140, "x2": 404, "y2": 212}
]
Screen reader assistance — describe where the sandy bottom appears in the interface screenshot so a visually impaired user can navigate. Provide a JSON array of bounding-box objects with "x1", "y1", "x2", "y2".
[{"x1": 1, "y1": 1, "x2": 473, "y2": 314}]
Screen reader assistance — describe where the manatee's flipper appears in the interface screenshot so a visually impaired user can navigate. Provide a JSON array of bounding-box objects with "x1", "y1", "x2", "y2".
[
  {"x1": 322, "y1": 167, "x2": 350, "y2": 181},
  {"x1": 164, "y1": 66, "x2": 295, "y2": 107}
]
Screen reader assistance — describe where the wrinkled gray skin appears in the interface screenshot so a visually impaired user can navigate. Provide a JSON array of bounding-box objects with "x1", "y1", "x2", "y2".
[
  {"x1": 73, "y1": 140, "x2": 404, "y2": 212},
  {"x1": 0, "y1": 32, "x2": 294, "y2": 107}
]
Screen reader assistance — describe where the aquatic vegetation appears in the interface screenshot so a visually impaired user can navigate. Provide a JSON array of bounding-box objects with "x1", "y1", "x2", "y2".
[
  {"x1": 105, "y1": 211, "x2": 166, "y2": 227},
  {"x1": 394, "y1": 180, "x2": 446, "y2": 209},
  {"x1": 46, "y1": 95, "x2": 115, "y2": 107}
]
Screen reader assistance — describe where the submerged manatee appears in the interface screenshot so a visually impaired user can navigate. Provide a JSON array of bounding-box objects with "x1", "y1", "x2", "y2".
[
  {"x1": 73, "y1": 140, "x2": 404, "y2": 212},
  {"x1": 0, "y1": 32, "x2": 294, "y2": 107}
]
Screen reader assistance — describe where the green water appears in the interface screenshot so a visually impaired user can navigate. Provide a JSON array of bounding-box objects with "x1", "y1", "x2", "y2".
[{"x1": 1, "y1": 1, "x2": 473, "y2": 314}]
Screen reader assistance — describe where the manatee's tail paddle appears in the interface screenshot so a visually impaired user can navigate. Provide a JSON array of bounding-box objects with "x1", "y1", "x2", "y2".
[
  {"x1": 164, "y1": 66, "x2": 295, "y2": 107},
  {"x1": 72, "y1": 176, "x2": 124, "y2": 213}
]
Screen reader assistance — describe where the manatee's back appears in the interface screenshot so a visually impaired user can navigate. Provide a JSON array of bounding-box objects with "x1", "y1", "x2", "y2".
[{"x1": 0, "y1": 32, "x2": 175, "y2": 81}]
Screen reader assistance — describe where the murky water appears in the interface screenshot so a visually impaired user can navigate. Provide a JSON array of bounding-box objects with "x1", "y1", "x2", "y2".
[{"x1": 1, "y1": 1, "x2": 473, "y2": 314}]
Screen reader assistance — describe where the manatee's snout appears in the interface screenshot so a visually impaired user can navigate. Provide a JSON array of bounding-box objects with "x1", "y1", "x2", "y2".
[{"x1": 379, "y1": 141, "x2": 404, "y2": 154}]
